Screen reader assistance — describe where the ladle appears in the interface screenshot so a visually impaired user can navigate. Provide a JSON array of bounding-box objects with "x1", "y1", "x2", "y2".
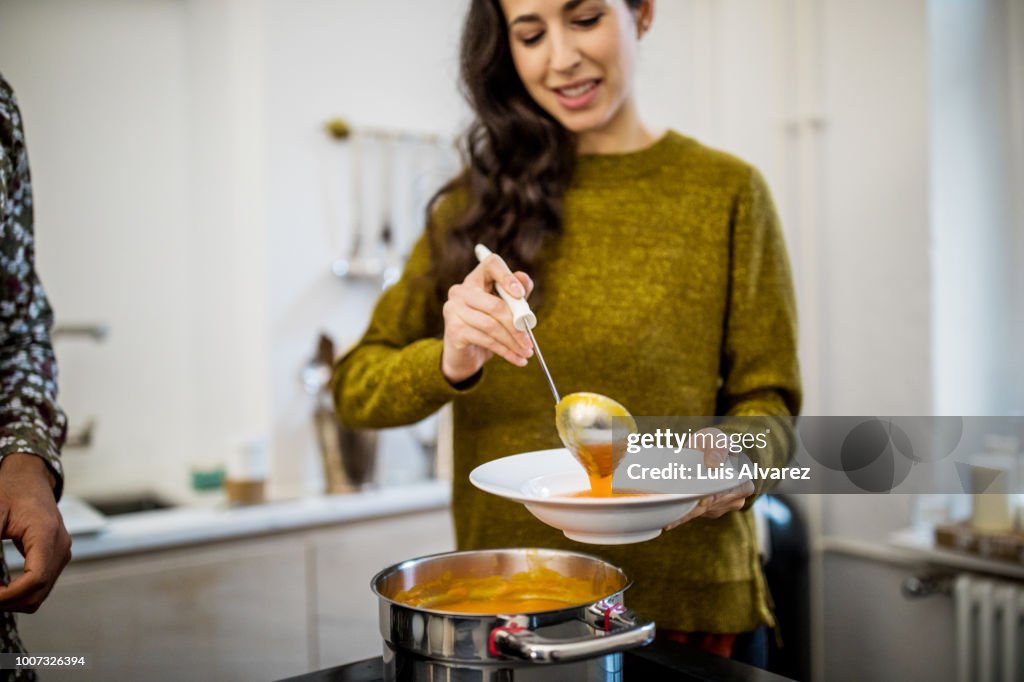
[{"x1": 474, "y1": 245, "x2": 637, "y2": 486}]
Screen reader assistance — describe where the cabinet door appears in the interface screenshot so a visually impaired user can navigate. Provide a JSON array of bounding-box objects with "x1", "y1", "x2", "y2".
[
  {"x1": 15, "y1": 535, "x2": 310, "y2": 682},
  {"x1": 312, "y1": 509, "x2": 454, "y2": 668},
  {"x1": 822, "y1": 552, "x2": 955, "y2": 682}
]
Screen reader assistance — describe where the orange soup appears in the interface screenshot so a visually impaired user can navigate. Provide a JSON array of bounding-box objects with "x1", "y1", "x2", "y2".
[
  {"x1": 565, "y1": 487, "x2": 652, "y2": 499},
  {"x1": 393, "y1": 566, "x2": 610, "y2": 614},
  {"x1": 569, "y1": 441, "x2": 640, "y2": 497},
  {"x1": 571, "y1": 441, "x2": 620, "y2": 480}
]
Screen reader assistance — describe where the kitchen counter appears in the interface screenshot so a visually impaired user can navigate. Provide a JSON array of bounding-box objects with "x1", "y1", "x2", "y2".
[
  {"x1": 887, "y1": 525, "x2": 1024, "y2": 579},
  {"x1": 3, "y1": 480, "x2": 451, "y2": 571}
]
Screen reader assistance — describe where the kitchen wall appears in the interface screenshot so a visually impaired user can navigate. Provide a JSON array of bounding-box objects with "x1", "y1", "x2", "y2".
[
  {"x1": 930, "y1": 0, "x2": 1021, "y2": 416},
  {"x1": 261, "y1": 0, "x2": 469, "y2": 496},
  {"x1": 0, "y1": 0, "x2": 197, "y2": 497},
  {"x1": 0, "y1": 0, "x2": 473, "y2": 500}
]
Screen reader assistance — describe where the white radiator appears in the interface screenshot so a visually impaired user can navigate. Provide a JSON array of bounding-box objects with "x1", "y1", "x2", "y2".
[{"x1": 955, "y1": 574, "x2": 1024, "y2": 682}]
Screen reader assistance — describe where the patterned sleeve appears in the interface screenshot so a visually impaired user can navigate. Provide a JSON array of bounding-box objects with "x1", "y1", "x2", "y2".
[{"x1": 0, "y1": 74, "x2": 67, "y2": 500}]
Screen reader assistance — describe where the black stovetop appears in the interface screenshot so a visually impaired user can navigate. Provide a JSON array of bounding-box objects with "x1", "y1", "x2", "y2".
[{"x1": 278, "y1": 639, "x2": 795, "y2": 682}]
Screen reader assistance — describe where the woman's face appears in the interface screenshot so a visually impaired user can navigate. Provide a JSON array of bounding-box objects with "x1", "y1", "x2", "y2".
[{"x1": 499, "y1": 0, "x2": 650, "y2": 141}]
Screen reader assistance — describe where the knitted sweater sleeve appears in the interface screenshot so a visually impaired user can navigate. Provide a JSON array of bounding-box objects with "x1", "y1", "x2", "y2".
[
  {"x1": 331, "y1": 215, "x2": 477, "y2": 429},
  {"x1": 717, "y1": 166, "x2": 802, "y2": 505}
]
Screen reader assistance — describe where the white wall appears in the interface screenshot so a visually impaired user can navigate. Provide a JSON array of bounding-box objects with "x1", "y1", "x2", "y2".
[
  {"x1": 261, "y1": 0, "x2": 469, "y2": 496},
  {"x1": 930, "y1": 0, "x2": 1019, "y2": 416},
  {"x1": 0, "y1": 0, "x2": 196, "y2": 497},
  {"x1": 815, "y1": 0, "x2": 932, "y2": 543},
  {"x1": 0, "y1": 0, "x2": 470, "y2": 500}
]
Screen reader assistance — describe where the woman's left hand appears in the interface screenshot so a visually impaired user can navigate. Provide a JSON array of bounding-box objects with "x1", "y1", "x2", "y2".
[{"x1": 663, "y1": 428, "x2": 754, "y2": 531}]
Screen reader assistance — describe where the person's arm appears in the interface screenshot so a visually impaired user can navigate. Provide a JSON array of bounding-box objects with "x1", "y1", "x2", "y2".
[
  {"x1": 671, "y1": 166, "x2": 801, "y2": 527},
  {"x1": 716, "y1": 166, "x2": 802, "y2": 510},
  {"x1": 331, "y1": 230, "x2": 475, "y2": 429},
  {"x1": 0, "y1": 73, "x2": 72, "y2": 613},
  {"x1": 0, "y1": 76, "x2": 66, "y2": 499},
  {"x1": 0, "y1": 267, "x2": 67, "y2": 500}
]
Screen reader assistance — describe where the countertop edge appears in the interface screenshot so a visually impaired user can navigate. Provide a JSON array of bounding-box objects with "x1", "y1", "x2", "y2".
[
  {"x1": 815, "y1": 526, "x2": 1024, "y2": 580},
  {"x1": 4, "y1": 481, "x2": 452, "y2": 571}
]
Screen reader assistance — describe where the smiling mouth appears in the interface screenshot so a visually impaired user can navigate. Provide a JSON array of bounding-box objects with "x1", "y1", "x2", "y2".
[{"x1": 553, "y1": 79, "x2": 600, "y2": 97}]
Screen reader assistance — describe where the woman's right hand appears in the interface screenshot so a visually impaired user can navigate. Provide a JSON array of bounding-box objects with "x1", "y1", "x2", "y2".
[{"x1": 441, "y1": 252, "x2": 535, "y2": 385}]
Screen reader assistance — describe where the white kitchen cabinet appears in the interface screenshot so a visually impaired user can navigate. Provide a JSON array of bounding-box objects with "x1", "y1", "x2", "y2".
[
  {"x1": 11, "y1": 507, "x2": 453, "y2": 681},
  {"x1": 16, "y1": 535, "x2": 311, "y2": 682},
  {"x1": 822, "y1": 551, "x2": 956, "y2": 682},
  {"x1": 311, "y1": 509, "x2": 455, "y2": 668}
]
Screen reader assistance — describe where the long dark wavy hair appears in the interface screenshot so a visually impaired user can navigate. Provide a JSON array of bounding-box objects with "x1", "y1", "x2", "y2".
[{"x1": 422, "y1": 0, "x2": 644, "y2": 317}]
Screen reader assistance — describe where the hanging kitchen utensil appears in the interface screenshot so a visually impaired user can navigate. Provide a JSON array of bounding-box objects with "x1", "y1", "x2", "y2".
[
  {"x1": 330, "y1": 126, "x2": 367, "y2": 279},
  {"x1": 378, "y1": 135, "x2": 401, "y2": 288}
]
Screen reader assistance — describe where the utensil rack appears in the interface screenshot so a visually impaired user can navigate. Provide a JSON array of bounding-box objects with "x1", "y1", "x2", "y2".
[{"x1": 323, "y1": 118, "x2": 457, "y2": 288}]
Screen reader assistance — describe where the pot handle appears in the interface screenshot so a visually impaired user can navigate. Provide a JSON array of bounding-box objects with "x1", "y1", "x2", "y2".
[{"x1": 490, "y1": 608, "x2": 655, "y2": 664}]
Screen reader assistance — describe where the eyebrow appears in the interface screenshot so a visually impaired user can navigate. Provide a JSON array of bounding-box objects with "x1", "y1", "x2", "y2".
[{"x1": 509, "y1": 0, "x2": 590, "y2": 27}]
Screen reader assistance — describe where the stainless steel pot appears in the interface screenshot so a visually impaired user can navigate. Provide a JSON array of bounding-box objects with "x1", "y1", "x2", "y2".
[{"x1": 371, "y1": 548, "x2": 655, "y2": 681}]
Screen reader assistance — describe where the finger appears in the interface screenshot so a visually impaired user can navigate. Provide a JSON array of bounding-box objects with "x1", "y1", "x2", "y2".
[
  {"x1": 448, "y1": 282, "x2": 530, "y2": 347},
  {"x1": 696, "y1": 428, "x2": 728, "y2": 466},
  {"x1": 443, "y1": 294, "x2": 501, "y2": 354},
  {"x1": 514, "y1": 271, "x2": 534, "y2": 298},
  {"x1": 705, "y1": 483, "x2": 752, "y2": 507},
  {"x1": 452, "y1": 311, "x2": 528, "y2": 366},
  {"x1": 459, "y1": 287, "x2": 532, "y2": 353},
  {"x1": 703, "y1": 447, "x2": 729, "y2": 468},
  {"x1": 702, "y1": 496, "x2": 748, "y2": 519},
  {"x1": 704, "y1": 448, "x2": 729, "y2": 464},
  {"x1": 0, "y1": 526, "x2": 63, "y2": 613},
  {"x1": 474, "y1": 253, "x2": 527, "y2": 299},
  {"x1": 0, "y1": 570, "x2": 48, "y2": 612},
  {"x1": 456, "y1": 306, "x2": 531, "y2": 361},
  {"x1": 701, "y1": 483, "x2": 755, "y2": 519}
]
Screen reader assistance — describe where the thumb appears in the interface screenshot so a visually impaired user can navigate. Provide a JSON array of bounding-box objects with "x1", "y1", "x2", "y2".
[{"x1": 704, "y1": 446, "x2": 728, "y2": 468}]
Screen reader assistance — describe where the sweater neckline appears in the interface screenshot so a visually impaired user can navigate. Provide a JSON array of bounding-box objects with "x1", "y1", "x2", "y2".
[{"x1": 572, "y1": 130, "x2": 687, "y2": 185}]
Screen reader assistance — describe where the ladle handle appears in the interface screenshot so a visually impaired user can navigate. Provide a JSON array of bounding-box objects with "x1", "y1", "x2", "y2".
[{"x1": 474, "y1": 244, "x2": 536, "y2": 332}]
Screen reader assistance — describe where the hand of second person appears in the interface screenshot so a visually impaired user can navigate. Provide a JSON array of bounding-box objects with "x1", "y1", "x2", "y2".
[
  {"x1": 441, "y1": 252, "x2": 535, "y2": 385},
  {"x1": 664, "y1": 428, "x2": 755, "y2": 530},
  {"x1": 0, "y1": 453, "x2": 72, "y2": 613}
]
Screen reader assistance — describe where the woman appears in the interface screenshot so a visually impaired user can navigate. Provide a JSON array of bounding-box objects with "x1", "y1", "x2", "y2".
[{"x1": 333, "y1": 0, "x2": 800, "y2": 666}]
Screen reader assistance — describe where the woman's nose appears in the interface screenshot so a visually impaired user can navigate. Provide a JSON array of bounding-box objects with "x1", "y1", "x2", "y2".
[{"x1": 549, "y1": 34, "x2": 582, "y2": 74}]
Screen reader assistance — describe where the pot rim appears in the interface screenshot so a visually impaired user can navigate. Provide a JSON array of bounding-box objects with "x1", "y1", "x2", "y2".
[{"x1": 370, "y1": 547, "x2": 634, "y2": 617}]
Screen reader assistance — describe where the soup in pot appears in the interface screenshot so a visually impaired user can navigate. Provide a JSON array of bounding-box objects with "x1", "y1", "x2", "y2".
[{"x1": 393, "y1": 565, "x2": 615, "y2": 614}]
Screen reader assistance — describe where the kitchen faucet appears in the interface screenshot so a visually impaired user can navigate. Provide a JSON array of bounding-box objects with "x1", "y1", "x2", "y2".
[{"x1": 52, "y1": 323, "x2": 109, "y2": 449}]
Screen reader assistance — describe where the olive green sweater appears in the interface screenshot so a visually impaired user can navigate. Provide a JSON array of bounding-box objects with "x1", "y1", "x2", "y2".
[{"x1": 332, "y1": 131, "x2": 801, "y2": 633}]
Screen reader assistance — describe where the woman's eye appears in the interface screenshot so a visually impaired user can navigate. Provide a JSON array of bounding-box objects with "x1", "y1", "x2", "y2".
[
  {"x1": 520, "y1": 32, "x2": 544, "y2": 46},
  {"x1": 574, "y1": 13, "x2": 603, "y2": 28}
]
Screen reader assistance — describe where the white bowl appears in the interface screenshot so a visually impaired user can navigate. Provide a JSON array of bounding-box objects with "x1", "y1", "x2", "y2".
[{"x1": 469, "y1": 448, "x2": 737, "y2": 545}]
